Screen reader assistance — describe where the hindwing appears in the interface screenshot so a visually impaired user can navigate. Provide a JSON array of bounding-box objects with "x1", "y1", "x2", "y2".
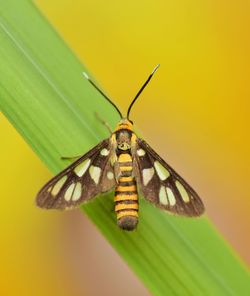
[
  {"x1": 36, "y1": 139, "x2": 116, "y2": 209},
  {"x1": 133, "y1": 138, "x2": 204, "y2": 216}
]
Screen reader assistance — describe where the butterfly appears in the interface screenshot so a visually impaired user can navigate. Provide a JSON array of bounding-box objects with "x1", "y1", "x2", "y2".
[{"x1": 36, "y1": 65, "x2": 205, "y2": 231}]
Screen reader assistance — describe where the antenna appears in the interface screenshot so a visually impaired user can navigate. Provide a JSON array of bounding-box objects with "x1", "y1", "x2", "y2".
[
  {"x1": 82, "y1": 72, "x2": 122, "y2": 119},
  {"x1": 126, "y1": 64, "x2": 160, "y2": 120}
]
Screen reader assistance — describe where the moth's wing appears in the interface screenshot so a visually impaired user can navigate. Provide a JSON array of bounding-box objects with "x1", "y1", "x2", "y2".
[
  {"x1": 36, "y1": 139, "x2": 116, "y2": 209},
  {"x1": 133, "y1": 138, "x2": 205, "y2": 216}
]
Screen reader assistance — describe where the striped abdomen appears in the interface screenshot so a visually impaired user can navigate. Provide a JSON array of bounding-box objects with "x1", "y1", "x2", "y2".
[{"x1": 114, "y1": 152, "x2": 139, "y2": 231}]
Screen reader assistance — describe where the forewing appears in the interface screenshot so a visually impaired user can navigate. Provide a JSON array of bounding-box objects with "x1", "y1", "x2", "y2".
[
  {"x1": 36, "y1": 139, "x2": 116, "y2": 209},
  {"x1": 133, "y1": 138, "x2": 204, "y2": 216}
]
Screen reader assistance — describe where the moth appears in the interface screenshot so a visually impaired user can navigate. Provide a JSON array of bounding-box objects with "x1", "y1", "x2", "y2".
[{"x1": 36, "y1": 65, "x2": 205, "y2": 231}]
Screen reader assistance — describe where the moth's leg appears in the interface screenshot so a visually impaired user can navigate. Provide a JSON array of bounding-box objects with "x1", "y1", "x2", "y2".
[
  {"x1": 113, "y1": 162, "x2": 121, "y2": 183},
  {"x1": 61, "y1": 155, "x2": 81, "y2": 160},
  {"x1": 95, "y1": 112, "x2": 113, "y2": 134}
]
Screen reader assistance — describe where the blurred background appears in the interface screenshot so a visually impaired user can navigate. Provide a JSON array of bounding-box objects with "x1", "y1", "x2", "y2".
[{"x1": 1, "y1": 0, "x2": 249, "y2": 295}]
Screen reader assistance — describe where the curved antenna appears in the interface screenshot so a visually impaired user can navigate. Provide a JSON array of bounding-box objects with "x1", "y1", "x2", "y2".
[
  {"x1": 126, "y1": 64, "x2": 160, "y2": 120},
  {"x1": 82, "y1": 72, "x2": 122, "y2": 119}
]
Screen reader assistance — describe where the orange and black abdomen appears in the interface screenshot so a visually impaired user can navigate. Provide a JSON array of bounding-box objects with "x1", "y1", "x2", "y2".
[{"x1": 114, "y1": 152, "x2": 139, "y2": 231}]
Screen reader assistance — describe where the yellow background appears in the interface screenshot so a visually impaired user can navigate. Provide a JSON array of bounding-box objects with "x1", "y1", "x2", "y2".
[{"x1": 1, "y1": 0, "x2": 250, "y2": 295}]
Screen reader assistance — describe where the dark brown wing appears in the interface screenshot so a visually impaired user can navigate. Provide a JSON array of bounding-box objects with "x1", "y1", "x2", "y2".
[
  {"x1": 132, "y1": 138, "x2": 204, "y2": 216},
  {"x1": 36, "y1": 139, "x2": 116, "y2": 209}
]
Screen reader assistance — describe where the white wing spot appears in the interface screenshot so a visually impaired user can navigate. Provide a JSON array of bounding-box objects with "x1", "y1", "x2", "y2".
[
  {"x1": 100, "y1": 148, "x2": 109, "y2": 156},
  {"x1": 159, "y1": 186, "x2": 168, "y2": 205},
  {"x1": 74, "y1": 159, "x2": 91, "y2": 177},
  {"x1": 154, "y1": 161, "x2": 170, "y2": 181},
  {"x1": 175, "y1": 180, "x2": 190, "y2": 203},
  {"x1": 166, "y1": 187, "x2": 176, "y2": 206},
  {"x1": 142, "y1": 168, "x2": 154, "y2": 185},
  {"x1": 64, "y1": 183, "x2": 75, "y2": 201},
  {"x1": 107, "y1": 171, "x2": 114, "y2": 180},
  {"x1": 89, "y1": 165, "x2": 101, "y2": 184},
  {"x1": 72, "y1": 182, "x2": 82, "y2": 201},
  {"x1": 51, "y1": 176, "x2": 67, "y2": 196},
  {"x1": 137, "y1": 149, "x2": 146, "y2": 156}
]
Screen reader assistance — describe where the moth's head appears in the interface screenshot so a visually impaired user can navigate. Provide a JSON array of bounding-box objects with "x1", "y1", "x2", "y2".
[{"x1": 115, "y1": 118, "x2": 133, "y2": 131}]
